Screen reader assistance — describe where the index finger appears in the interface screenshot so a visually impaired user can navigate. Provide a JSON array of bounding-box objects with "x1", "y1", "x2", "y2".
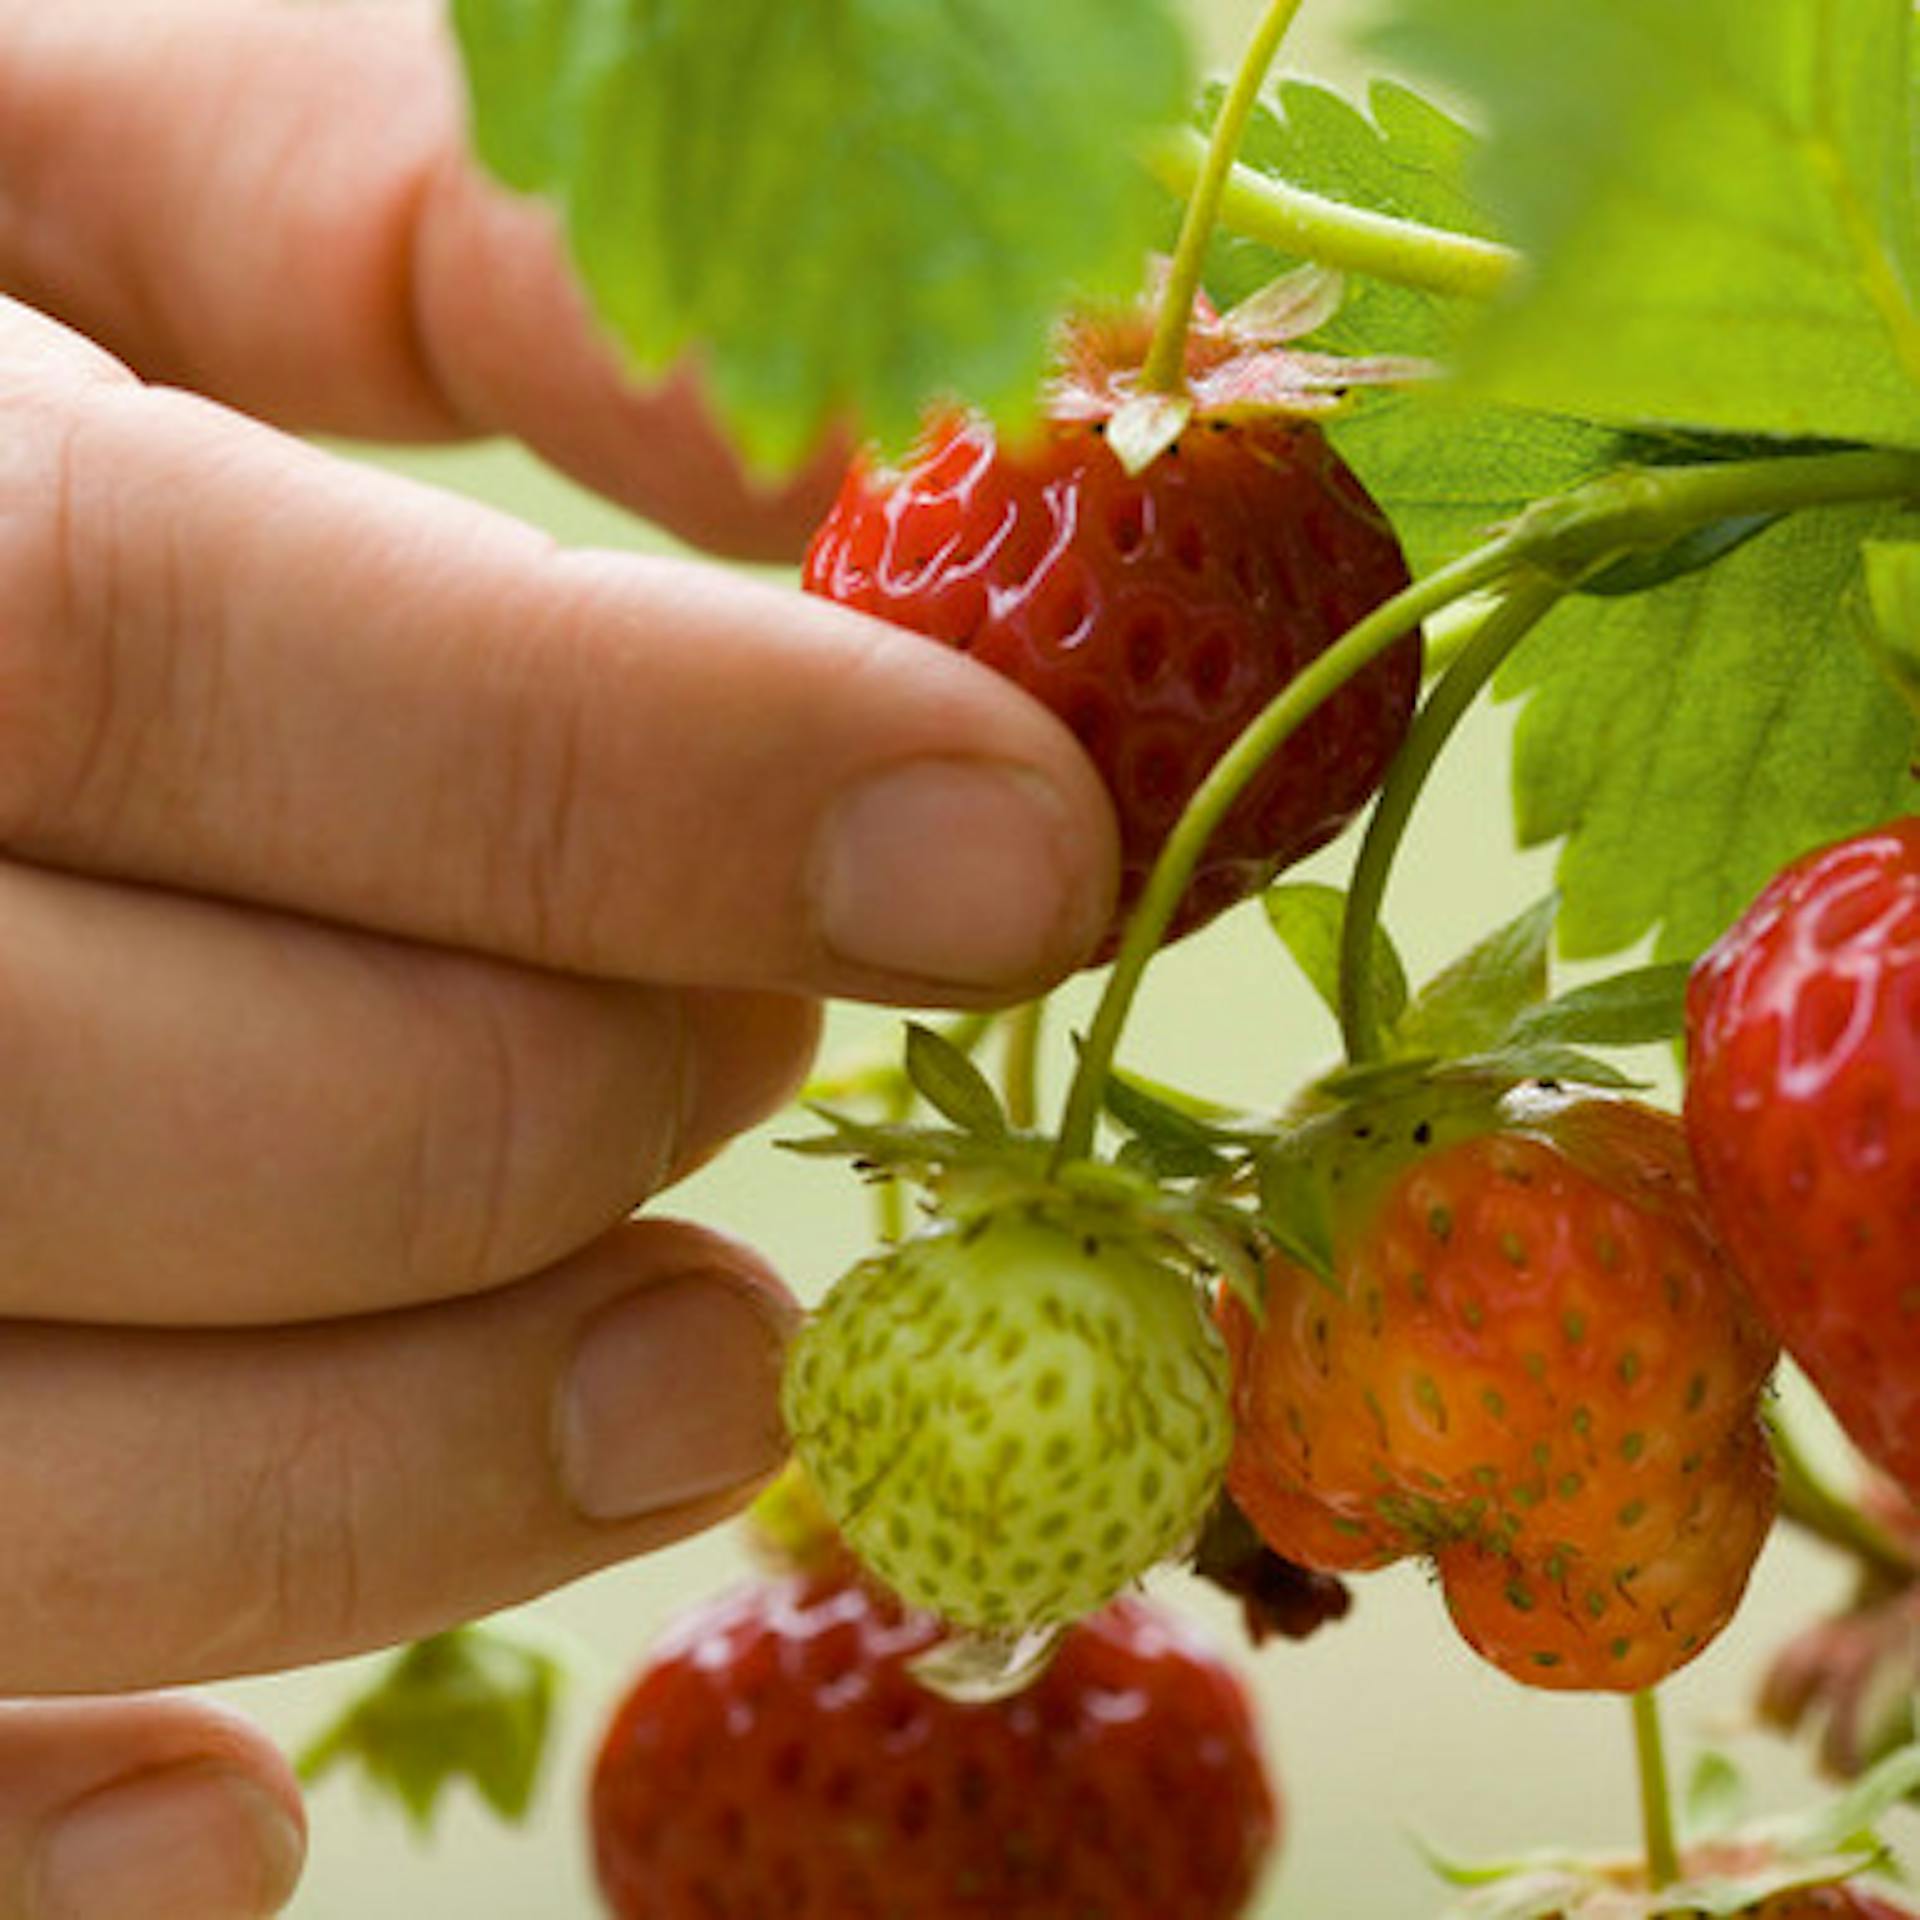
[{"x1": 0, "y1": 305, "x2": 1119, "y2": 1004}]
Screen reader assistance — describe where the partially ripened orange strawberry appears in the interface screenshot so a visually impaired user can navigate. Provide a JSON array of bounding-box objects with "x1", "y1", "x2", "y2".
[{"x1": 1222, "y1": 1078, "x2": 1779, "y2": 1691}]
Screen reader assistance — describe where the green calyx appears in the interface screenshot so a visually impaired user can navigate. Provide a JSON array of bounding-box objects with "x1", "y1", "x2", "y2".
[{"x1": 782, "y1": 1197, "x2": 1232, "y2": 1635}]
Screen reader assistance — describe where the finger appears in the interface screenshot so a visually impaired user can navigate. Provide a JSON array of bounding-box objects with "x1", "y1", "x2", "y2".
[
  {"x1": 0, "y1": 0, "x2": 837, "y2": 561},
  {"x1": 0, "y1": 859, "x2": 816, "y2": 1326},
  {"x1": 0, "y1": 313, "x2": 1118, "y2": 1004},
  {"x1": 0, "y1": 1697, "x2": 302, "y2": 1920},
  {"x1": 0, "y1": 1222, "x2": 795, "y2": 1695}
]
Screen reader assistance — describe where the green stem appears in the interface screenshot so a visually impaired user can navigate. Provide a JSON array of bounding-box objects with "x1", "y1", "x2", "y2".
[
  {"x1": 1340, "y1": 574, "x2": 1564, "y2": 1064},
  {"x1": 1632, "y1": 1689, "x2": 1683, "y2": 1893},
  {"x1": 1002, "y1": 999, "x2": 1047, "y2": 1132},
  {"x1": 1141, "y1": 0, "x2": 1308, "y2": 393},
  {"x1": 1049, "y1": 445, "x2": 1920, "y2": 1170},
  {"x1": 1509, "y1": 448, "x2": 1920, "y2": 568},
  {"x1": 1147, "y1": 128, "x2": 1519, "y2": 302},
  {"x1": 1768, "y1": 1407, "x2": 1917, "y2": 1589}
]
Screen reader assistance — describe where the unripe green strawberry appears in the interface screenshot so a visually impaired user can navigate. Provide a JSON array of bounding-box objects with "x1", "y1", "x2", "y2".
[{"x1": 783, "y1": 1202, "x2": 1232, "y2": 1633}]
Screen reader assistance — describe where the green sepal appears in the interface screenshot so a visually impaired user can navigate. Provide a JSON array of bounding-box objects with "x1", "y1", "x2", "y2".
[
  {"x1": 1254, "y1": 1135, "x2": 1339, "y2": 1288},
  {"x1": 904, "y1": 1023, "x2": 1008, "y2": 1140},
  {"x1": 1501, "y1": 964, "x2": 1692, "y2": 1050},
  {"x1": 1397, "y1": 896, "x2": 1557, "y2": 1057},
  {"x1": 1578, "y1": 514, "x2": 1783, "y2": 598},
  {"x1": 801, "y1": 1013, "x2": 995, "y2": 1109},
  {"x1": 297, "y1": 1623, "x2": 567, "y2": 1835},
  {"x1": 779, "y1": 1105, "x2": 1012, "y2": 1173},
  {"x1": 1103, "y1": 1069, "x2": 1238, "y2": 1180},
  {"x1": 1576, "y1": 432, "x2": 1864, "y2": 597},
  {"x1": 1264, "y1": 881, "x2": 1411, "y2": 1043}
]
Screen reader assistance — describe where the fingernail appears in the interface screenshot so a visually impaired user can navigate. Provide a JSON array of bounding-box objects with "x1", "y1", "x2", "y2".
[
  {"x1": 813, "y1": 760, "x2": 1102, "y2": 987},
  {"x1": 558, "y1": 1274, "x2": 793, "y2": 1521},
  {"x1": 36, "y1": 1764, "x2": 305, "y2": 1920}
]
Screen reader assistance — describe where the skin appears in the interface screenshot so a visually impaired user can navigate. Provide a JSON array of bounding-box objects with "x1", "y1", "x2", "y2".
[{"x1": 0, "y1": 2, "x2": 1120, "y2": 1913}]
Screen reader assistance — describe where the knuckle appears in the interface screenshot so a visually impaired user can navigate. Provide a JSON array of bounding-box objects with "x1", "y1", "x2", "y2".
[
  {"x1": 225, "y1": 1383, "x2": 380, "y2": 1664},
  {"x1": 482, "y1": 637, "x2": 607, "y2": 965},
  {"x1": 390, "y1": 961, "x2": 533, "y2": 1297},
  {"x1": 0, "y1": 374, "x2": 122, "y2": 842}
]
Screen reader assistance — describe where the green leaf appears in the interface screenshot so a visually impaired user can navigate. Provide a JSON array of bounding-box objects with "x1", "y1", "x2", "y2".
[
  {"x1": 298, "y1": 1626, "x2": 566, "y2": 1833},
  {"x1": 1860, "y1": 539, "x2": 1920, "y2": 716},
  {"x1": 1504, "y1": 964, "x2": 1692, "y2": 1050},
  {"x1": 1499, "y1": 505, "x2": 1920, "y2": 963},
  {"x1": 1334, "y1": 401, "x2": 1617, "y2": 581},
  {"x1": 904, "y1": 1024, "x2": 1007, "y2": 1139},
  {"x1": 1263, "y1": 881, "x2": 1410, "y2": 1041},
  {"x1": 1190, "y1": 74, "x2": 1617, "y2": 576},
  {"x1": 1204, "y1": 76, "x2": 1494, "y2": 361},
  {"x1": 1399, "y1": 897, "x2": 1557, "y2": 1057},
  {"x1": 1369, "y1": 0, "x2": 1920, "y2": 450},
  {"x1": 452, "y1": 0, "x2": 1194, "y2": 471}
]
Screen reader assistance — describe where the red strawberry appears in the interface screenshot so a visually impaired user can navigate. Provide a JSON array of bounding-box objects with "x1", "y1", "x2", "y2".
[
  {"x1": 589, "y1": 1574, "x2": 1277, "y2": 1920},
  {"x1": 801, "y1": 312, "x2": 1420, "y2": 949},
  {"x1": 1220, "y1": 1078, "x2": 1779, "y2": 1691},
  {"x1": 1686, "y1": 819, "x2": 1920, "y2": 1501}
]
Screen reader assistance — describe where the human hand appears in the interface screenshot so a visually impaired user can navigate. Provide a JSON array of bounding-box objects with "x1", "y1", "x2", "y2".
[{"x1": 0, "y1": 2, "x2": 1117, "y2": 1911}]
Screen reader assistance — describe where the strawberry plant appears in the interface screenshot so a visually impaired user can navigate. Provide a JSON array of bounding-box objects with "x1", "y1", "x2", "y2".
[{"x1": 297, "y1": 0, "x2": 1920, "y2": 1913}]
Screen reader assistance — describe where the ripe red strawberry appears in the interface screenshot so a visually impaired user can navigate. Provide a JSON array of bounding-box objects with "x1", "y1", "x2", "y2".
[
  {"x1": 801, "y1": 314, "x2": 1420, "y2": 948},
  {"x1": 1685, "y1": 819, "x2": 1920, "y2": 1502},
  {"x1": 1220, "y1": 1078, "x2": 1779, "y2": 1691},
  {"x1": 589, "y1": 1574, "x2": 1277, "y2": 1920}
]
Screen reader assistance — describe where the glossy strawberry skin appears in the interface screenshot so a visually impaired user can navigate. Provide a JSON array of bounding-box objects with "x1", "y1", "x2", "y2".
[
  {"x1": 803, "y1": 409, "x2": 1418, "y2": 948},
  {"x1": 1686, "y1": 820, "x2": 1920, "y2": 1502},
  {"x1": 1221, "y1": 1090, "x2": 1778, "y2": 1692},
  {"x1": 589, "y1": 1576, "x2": 1277, "y2": 1920}
]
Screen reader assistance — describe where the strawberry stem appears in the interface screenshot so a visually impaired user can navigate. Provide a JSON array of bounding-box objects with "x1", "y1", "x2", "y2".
[
  {"x1": 1146, "y1": 128, "x2": 1519, "y2": 302},
  {"x1": 1002, "y1": 999, "x2": 1047, "y2": 1131},
  {"x1": 1768, "y1": 1407, "x2": 1918, "y2": 1589},
  {"x1": 1140, "y1": 0, "x2": 1309, "y2": 395},
  {"x1": 1340, "y1": 574, "x2": 1564, "y2": 1064},
  {"x1": 1631, "y1": 1689, "x2": 1682, "y2": 1894}
]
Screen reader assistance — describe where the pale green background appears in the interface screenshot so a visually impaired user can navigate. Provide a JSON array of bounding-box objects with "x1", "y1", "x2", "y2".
[{"x1": 208, "y1": 3, "x2": 1916, "y2": 1914}]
